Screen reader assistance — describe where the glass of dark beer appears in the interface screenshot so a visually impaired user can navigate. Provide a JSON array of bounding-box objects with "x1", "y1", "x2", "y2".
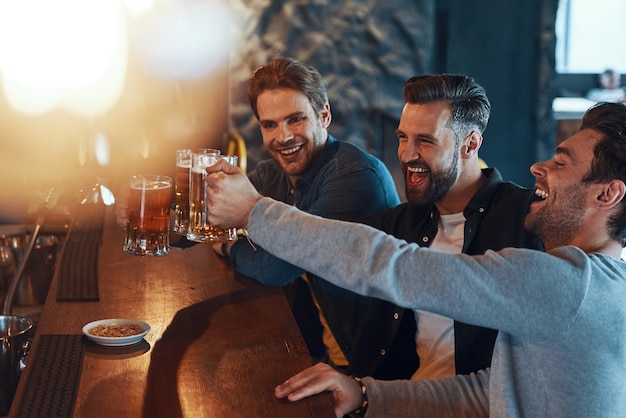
[{"x1": 123, "y1": 174, "x2": 173, "y2": 256}]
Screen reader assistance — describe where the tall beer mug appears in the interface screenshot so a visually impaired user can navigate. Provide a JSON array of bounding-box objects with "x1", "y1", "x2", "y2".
[
  {"x1": 187, "y1": 154, "x2": 238, "y2": 243},
  {"x1": 123, "y1": 174, "x2": 172, "y2": 256},
  {"x1": 174, "y1": 148, "x2": 220, "y2": 235}
]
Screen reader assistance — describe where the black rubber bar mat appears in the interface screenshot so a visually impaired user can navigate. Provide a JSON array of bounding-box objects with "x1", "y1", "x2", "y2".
[
  {"x1": 12, "y1": 334, "x2": 85, "y2": 418},
  {"x1": 56, "y1": 204, "x2": 104, "y2": 301}
]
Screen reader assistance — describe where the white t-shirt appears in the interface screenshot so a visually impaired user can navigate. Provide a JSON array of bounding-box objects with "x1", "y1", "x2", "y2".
[{"x1": 411, "y1": 212, "x2": 465, "y2": 380}]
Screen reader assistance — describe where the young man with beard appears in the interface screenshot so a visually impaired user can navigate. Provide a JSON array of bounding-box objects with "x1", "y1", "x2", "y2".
[
  {"x1": 206, "y1": 102, "x2": 626, "y2": 417},
  {"x1": 213, "y1": 58, "x2": 401, "y2": 369},
  {"x1": 349, "y1": 74, "x2": 543, "y2": 380}
]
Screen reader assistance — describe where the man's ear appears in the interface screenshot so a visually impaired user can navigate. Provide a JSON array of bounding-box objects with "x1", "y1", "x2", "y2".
[
  {"x1": 462, "y1": 131, "x2": 483, "y2": 158},
  {"x1": 320, "y1": 102, "x2": 332, "y2": 128},
  {"x1": 596, "y1": 179, "x2": 626, "y2": 209}
]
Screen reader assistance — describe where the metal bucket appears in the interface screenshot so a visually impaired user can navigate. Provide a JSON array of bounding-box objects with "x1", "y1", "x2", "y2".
[
  {"x1": 15, "y1": 235, "x2": 59, "y2": 307},
  {"x1": 0, "y1": 233, "x2": 59, "y2": 308},
  {"x1": 0, "y1": 315, "x2": 32, "y2": 415},
  {"x1": 0, "y1": 232, "x2": 23, "y2": 308}
]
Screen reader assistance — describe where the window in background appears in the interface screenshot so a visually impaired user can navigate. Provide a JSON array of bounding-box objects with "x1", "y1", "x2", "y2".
[{"x1": 556, "y1": 0, "x2": 626, "y2": 73}]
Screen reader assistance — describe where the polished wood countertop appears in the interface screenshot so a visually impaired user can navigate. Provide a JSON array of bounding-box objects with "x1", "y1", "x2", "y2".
[{"x1": 9, "y1": 208, "x2": 334, "y2": 417}]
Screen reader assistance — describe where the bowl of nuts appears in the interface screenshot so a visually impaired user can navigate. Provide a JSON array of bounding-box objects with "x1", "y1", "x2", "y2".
[{"x1": 83, "y1": 319, "x2": 150, "y2": 346}]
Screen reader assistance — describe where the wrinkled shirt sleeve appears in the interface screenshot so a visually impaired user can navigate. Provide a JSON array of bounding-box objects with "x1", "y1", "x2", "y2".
[
  {"x1": 363, "y1": 369, "x2": 490, "y2": 417},
  {"x1": 247, "y1": 198, "x2": 590, "y2": 339}
]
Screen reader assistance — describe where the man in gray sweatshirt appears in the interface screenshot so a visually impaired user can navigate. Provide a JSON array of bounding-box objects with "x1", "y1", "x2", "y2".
[{"x1": 205, "y1": 101, "x2": 626, "y2": 417}]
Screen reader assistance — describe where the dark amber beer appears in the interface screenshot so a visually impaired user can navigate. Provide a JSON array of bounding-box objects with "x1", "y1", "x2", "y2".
[{"x1": 124, "y1": 175, "x2": 172, "y2": 256}]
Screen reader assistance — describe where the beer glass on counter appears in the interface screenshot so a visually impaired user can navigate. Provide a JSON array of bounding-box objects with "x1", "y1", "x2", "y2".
[
  {"x1": 187, "y1": 154, "x2": 238, "y2": 243},
  {"x1": 173, "y1": 149, "x2": 193, "y2": 235},
  {"x1": 173, "y1": 148, "x2": 220, "y2": 235},
  {"x1": 123, "y1": 174, "x2": 172, "y2": 256}
]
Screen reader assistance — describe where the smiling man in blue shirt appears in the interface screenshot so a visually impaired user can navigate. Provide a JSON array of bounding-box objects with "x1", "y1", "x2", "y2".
[{"x1": 214, "y1": 58, "x2": 400, "y2": 369}]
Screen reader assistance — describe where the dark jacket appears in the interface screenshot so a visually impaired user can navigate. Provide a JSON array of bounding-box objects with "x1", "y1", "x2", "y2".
[
  {"x1": 347, "y1": 168, "x2": 544, "y2": 380},
  {"x1": 227, "y1": 135, "x2": 401, "y2": 360}
]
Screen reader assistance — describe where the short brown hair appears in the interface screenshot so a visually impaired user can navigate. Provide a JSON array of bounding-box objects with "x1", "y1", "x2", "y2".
[{"x1": 247, "y1": 58, "x2": 328, "y2": 120}]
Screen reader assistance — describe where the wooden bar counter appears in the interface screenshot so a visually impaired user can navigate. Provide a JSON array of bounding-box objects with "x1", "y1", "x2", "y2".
[{"x1": 9, "y1": 208, "x2": 334, "y2": 417}]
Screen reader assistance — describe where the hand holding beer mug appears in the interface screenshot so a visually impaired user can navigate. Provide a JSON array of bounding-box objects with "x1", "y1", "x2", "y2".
[
  {"x1": 204, "y1": 158, "x2": 263, "y2": 230},
  {"x1": 187, "y1": 154, "x2": 238, "y2": 243},
  {"x1": 123, "y1": 174, "x2": 173, "y2": 256}
]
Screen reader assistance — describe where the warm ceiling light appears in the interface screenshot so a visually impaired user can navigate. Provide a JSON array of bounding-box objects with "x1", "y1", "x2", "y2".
[{"x1": 0, "y1": 0, "x2": 127, "y2": 117}]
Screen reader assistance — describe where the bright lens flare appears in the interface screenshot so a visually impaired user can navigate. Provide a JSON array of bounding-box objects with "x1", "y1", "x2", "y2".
[
  {"x1": 123, "y1": 0, "x2": 153, "y2": 18},
  {"x1": 0, "y1": 0, "x2": 127, "y2": 117}
]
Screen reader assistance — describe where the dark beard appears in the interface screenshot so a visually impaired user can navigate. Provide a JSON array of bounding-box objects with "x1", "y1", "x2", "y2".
[
  {"x1": 405, "y1": 154, "x2": 459, "y2": 209},
  {"x1": 524, "y1": 183, "x2": 586, "y2": 249}
]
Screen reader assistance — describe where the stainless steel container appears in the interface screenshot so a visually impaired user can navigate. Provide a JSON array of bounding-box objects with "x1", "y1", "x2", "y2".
[
  {"x1": 0, "y1": 315, "x2": 32, "y2": 415},
  {"x1": 0, "y1": 231, "x2": 59, "y2": 308},
  {"x1": 0, "y1": 231, "x2": 23, "y2": 307},
  {"x1": 15, "y1": 235, "x2": 60, "y2": 307}
]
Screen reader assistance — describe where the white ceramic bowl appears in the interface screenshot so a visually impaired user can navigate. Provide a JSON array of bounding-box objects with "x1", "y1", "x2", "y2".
[{"x1": 83, "y1": 319, "x2": 150, "y2": 347}]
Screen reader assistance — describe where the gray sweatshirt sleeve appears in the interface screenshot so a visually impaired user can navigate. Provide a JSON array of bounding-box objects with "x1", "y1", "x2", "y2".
[
  {"x1": 362, "y1": 369, "x2": 490, "y2": 417},
  {"x1": 247, "y1": 198, "x2": 590, "y2": 340}
]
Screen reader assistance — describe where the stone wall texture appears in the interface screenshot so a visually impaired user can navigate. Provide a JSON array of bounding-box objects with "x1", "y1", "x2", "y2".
[{"x1": 227, "y1": 0, "x2": 435, "y2": 168}]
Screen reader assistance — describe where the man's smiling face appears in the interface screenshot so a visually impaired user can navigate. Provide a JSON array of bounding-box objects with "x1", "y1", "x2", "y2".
[
  {"x1": 397, "y1": 101, "x2": 461, "y2": 208},
  {"x1": 525, "y1": 129, "x2": 603, "y2": 250},
  {"x1": 257, "y1": 88, "x2": 330, "y2": 181}
]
